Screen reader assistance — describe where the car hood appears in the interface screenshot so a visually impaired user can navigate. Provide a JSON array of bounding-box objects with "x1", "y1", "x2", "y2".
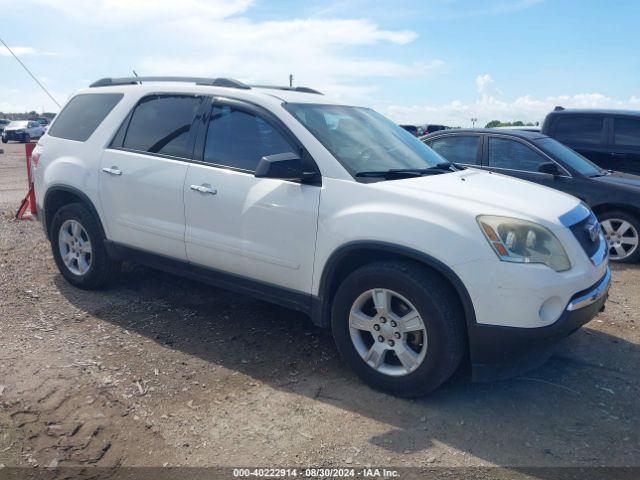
[
  {"x1": 377, "y1": 168, "x2": 584, "y2": 230},
  {"x1": 590, "y1": 171, "x2": 640, "y2": 190}
]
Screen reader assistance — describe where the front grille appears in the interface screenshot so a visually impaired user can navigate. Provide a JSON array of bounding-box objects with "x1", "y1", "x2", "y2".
[
  {"x1": 3, "y1": 131, "x2": 22, "y2": 140},
  {"x1": 569, "y1": 213, "x2": 601, "y2": 259}
]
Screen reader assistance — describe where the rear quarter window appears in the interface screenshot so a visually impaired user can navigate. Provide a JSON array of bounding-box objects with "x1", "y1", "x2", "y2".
[
  {"x1": 48, "y1": 93, "x2": 124, "y2": 142},
  {"x1": 614, "y1": 117, "x2": 640, "y2": 148},
  {"x1": 552, "y1": 115, "x2": 604, "y2": 145}
]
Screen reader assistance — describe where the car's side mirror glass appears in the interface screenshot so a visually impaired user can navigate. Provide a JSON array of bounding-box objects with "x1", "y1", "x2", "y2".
[{"x1": 538, "y1": 162, "x2": 561, "y2": 176}]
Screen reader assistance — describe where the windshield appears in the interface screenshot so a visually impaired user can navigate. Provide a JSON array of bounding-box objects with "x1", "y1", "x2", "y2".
[
  {"x1": 535, "y1": 137, "x2": 604, "y2": 176},
  {"x1": 8, "y1": 121, "x2": 28, "y2": 128},
  {"x1": 284, "y1": 104, "x2": 446, "y2": 176}
]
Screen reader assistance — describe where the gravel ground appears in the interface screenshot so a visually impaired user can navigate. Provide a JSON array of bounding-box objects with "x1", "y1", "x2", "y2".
[{"x1": 0, "y1": 142, "x2": 639, "y2": 475}]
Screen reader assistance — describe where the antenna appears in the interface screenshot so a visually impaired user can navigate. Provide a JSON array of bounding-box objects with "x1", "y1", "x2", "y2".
[
  {"x1": 0, "y1": 36, "x2": 62, "y2": 109},
  {"x1": 289, "y1": 74, "x2": 293, "y2": 88},
  {"x1": 133, "y1": 70, "x2": 142, "y2": 85}
]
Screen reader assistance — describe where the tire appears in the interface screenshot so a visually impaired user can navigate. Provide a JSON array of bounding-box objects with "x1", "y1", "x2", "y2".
[
  {"x1": 1, "y1": 137, "x2": 7, "y2": 144},
  {"x1": 598, "y1": 210, "x2": 640, "y2": 263},
  {"x1": 331, "y1": 260, "x2": 467, "y2": 397},
  {"x1": 23, "y1": 134, "x2": 31, "y2": 144},
  {"x1": 50, "y1": 203, "x2": 120, "y2": 289}
]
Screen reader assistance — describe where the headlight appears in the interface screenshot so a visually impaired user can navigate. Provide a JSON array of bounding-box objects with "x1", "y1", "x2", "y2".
[{"x1": 477, "y1": 215, "x2": 571, "y2": 272}]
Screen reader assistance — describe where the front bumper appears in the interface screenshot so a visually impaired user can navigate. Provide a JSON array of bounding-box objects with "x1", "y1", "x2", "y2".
[{"x1": 469, "y1": 267, "x2": 611, "y2": 382}]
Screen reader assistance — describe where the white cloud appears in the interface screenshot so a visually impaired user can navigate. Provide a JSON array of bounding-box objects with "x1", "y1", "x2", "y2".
[
  {"x1": 0, "y1": 46, "x2": 57, "y2": 57},
  {"x1": 0, "y1": 87, "x2": 69, "y2": 113},
  {"x1": 475, "y1": 73, "x2": 501, "y2": 99},
  {"x1": 19, "y1": 0, "x2": 433, "y2": 107},
  {"x1": 385, "y1": 75, "x2": 640, "y2": 127},
  {"x1": 30, "y1": 0, "x2": 253, "y2": 20},
  {"x1": 135, "y1": 13, "x2": 433, "y2": 102}
]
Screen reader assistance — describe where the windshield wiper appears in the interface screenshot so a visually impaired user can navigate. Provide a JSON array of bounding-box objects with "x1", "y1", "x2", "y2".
[{"x1": 355, "y1": 162, "x2": 465, "y2": 179}]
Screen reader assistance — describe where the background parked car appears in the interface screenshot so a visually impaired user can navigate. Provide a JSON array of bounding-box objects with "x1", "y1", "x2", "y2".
[
  {"x1": 400, "y1": 124, "x2": 423, "y2": 137},
  {"x1": 423, "y1": 124, "x2": 449, "y2": 134},
  {"x1": 542, "y1": 107, "x2": 640, "y2": 175},
  {"x1": 423, "y1": 128, "x2": 640, "y2": 263},
  {"x1": 1, "y1": 120, "x2": 46, "y2": 143},
  {"x1": 0, "y1": 119, "x2": 10, "y2": 134},
  {"x1": 33, "y1": 117, "x2": 51, "y2": 126}
]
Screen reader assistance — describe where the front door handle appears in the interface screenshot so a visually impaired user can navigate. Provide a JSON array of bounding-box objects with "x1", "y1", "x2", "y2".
[
  {"x1": 190, "y1": 184, "x2": 218, "y2": 195},
  {"x1": 102, "y1": 166, "x2": 123, "y2": 176}
]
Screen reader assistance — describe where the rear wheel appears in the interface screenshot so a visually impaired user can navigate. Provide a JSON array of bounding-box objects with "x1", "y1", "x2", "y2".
[
  {"x1": 50, "y1": 203, "x2": 120, "y2": 289},
  {"x1": 331, "y1": 260, "x2": 466, "y2": 397},
  {"x1": 599, "y1": 210, "x2": 640, "y2": 263},
  {"x1": 23, "y1": 134, "x2": 31, "y2": 143}
]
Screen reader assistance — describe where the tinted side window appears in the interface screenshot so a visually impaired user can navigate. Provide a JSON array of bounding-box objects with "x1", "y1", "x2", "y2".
[
  {"x1": 204, "y1": 105, "x2": 294, "y2": 171},
  {"x1": 48, "y1": 93, "x2": 123, "y2": 142},
  {"x1": 553, "y1": 116, "x2": 604, "y2": 145},
  {"x1": 614, "y1": 118, "x2": 640, "y2": 147},
  {"x1": 488, "y1": 137, "x2": 547, "y2": 172},
  {"x1": 123, "y1": 95, "x2": 202, "y2": 159},
  {"x1": 429, "y1": 136, "x2": 479, "y2": 164}
]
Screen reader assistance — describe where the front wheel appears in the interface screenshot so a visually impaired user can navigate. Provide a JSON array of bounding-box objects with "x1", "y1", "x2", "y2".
[
  {"x1": 1, "y1": 137, "x2": 7, "y2": 144},
  {"x1": 331, "y1": 260, "x2": 466, "y2": 397},
  {"x1": 599, "y1": 210, "x2": 640, "y2": 263}
]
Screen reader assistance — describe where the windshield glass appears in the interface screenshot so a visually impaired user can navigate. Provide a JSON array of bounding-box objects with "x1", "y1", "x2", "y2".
[
  {"x1": 535, "y1": 137, "x2": 603, "y2": 176},
  {"x1": 8, "y1": 121, "x2": 28, "y2": 128},
  {"x1": 284, "y1": 103, "x2": 446, "y2": 175}
]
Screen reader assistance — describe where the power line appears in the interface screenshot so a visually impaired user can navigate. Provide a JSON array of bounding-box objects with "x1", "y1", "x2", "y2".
[{"x1": 0, "y1": 36, "x2": 61, "y2": 109}]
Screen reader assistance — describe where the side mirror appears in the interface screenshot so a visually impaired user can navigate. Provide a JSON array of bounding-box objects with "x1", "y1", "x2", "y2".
[
  {"x1": 538, "y1": 162, "x2": 561, "y2": 176},
  {"x1": 255, "y1": 152, "x2": 319, "y2": 184}
]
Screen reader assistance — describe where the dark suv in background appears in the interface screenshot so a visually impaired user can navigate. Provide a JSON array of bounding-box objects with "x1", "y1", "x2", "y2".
[{"x1": 542, "y1": 107, "x2": 640, "y2": 175}]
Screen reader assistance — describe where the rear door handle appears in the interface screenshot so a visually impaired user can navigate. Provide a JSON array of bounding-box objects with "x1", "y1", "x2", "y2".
[
  {"x1": 102, "y1": 166, "x2": 123, "y2": 176},
  {"x1": 190, "y1": 184, "x2": 217, "y2": 195}
]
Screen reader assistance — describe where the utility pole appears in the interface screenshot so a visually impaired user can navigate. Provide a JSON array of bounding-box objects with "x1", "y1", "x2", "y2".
[
  {"x1": 289, "y1": 74, "x2": 293, "y2": 88},
  {"x1": 471, "y1": 117, "x2": 478, "y2": 128}
]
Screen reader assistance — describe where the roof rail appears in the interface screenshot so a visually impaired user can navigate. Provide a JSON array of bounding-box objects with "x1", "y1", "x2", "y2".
[
  {"x1": 250, "y1": 85, "x2": 323, "y2": 95},
  {"x1": 89, "y1": 77, "x2": 251, "y2": 89}
]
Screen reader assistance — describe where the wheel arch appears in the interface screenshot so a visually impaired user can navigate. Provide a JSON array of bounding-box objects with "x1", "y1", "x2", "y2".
[
  {"x1": 591, "y1": 202, "x2": 640, "y2": 219},
  {"x1": 43, "y1": 185, "x2": 106, "y2": 240},
  {"x1": 312, "y1": 241, "x2": 476, "y2": 330}
]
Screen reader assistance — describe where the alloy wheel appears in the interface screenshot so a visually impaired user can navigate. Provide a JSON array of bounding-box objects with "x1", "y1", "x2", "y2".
[
  {"x1": 601, "y1": 218, "x2": 639, "y2": 261},
  {"x1": 58, "y1": 219, "x2": 92, "y2": 275},
  {"x1": 349, "y1": 288, "x2": 428, "y2": 376}
]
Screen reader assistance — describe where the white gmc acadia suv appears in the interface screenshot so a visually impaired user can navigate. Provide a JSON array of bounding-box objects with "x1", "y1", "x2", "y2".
[{"x1": 32, "y1": 77, "x2": 611, "y2": 397}]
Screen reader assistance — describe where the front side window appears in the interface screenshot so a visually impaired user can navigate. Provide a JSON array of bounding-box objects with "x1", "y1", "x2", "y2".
[
  {"x1": 487, "y1": 137, "x2": 547, "y2": 173},
  {"x1": 284, "y1": 103, "x2": 445, "y2": 175},
  {"x1": 123, "y1": 95, "x2": 202, "y2": 159},
  {"x1": 203, "y1": 105, "x2": 294, "y2": 172},
  {"x1": 614, "y1": 118, "x2": 640, "y2": 147},
  {"x1": 553, "y1": 116, "x2": 604, "y2": 145},
  {"x1": 429, "y1": 136, "x2": 479, "y2": 165},
  {"x1": 48, "y1": 93, "x2": 123, "y2": 142}
]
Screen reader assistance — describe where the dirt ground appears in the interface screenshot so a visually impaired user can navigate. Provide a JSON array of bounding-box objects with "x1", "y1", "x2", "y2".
[{"x1": 0, "y1": 142, "x2": 639, "y2": 476}]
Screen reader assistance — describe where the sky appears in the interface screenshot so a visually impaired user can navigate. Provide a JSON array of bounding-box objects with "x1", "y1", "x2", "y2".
[{"x1": 1, "y1": 0, "x2": 639, "y2": 127}]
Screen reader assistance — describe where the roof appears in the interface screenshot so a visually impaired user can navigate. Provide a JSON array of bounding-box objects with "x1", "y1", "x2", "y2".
[
  {"x1": 548, "y1": 108, "x2": 640, "y2": 117},
  {"x1": 421, "y1": 128, "x2": 547, "y2": 141}
]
